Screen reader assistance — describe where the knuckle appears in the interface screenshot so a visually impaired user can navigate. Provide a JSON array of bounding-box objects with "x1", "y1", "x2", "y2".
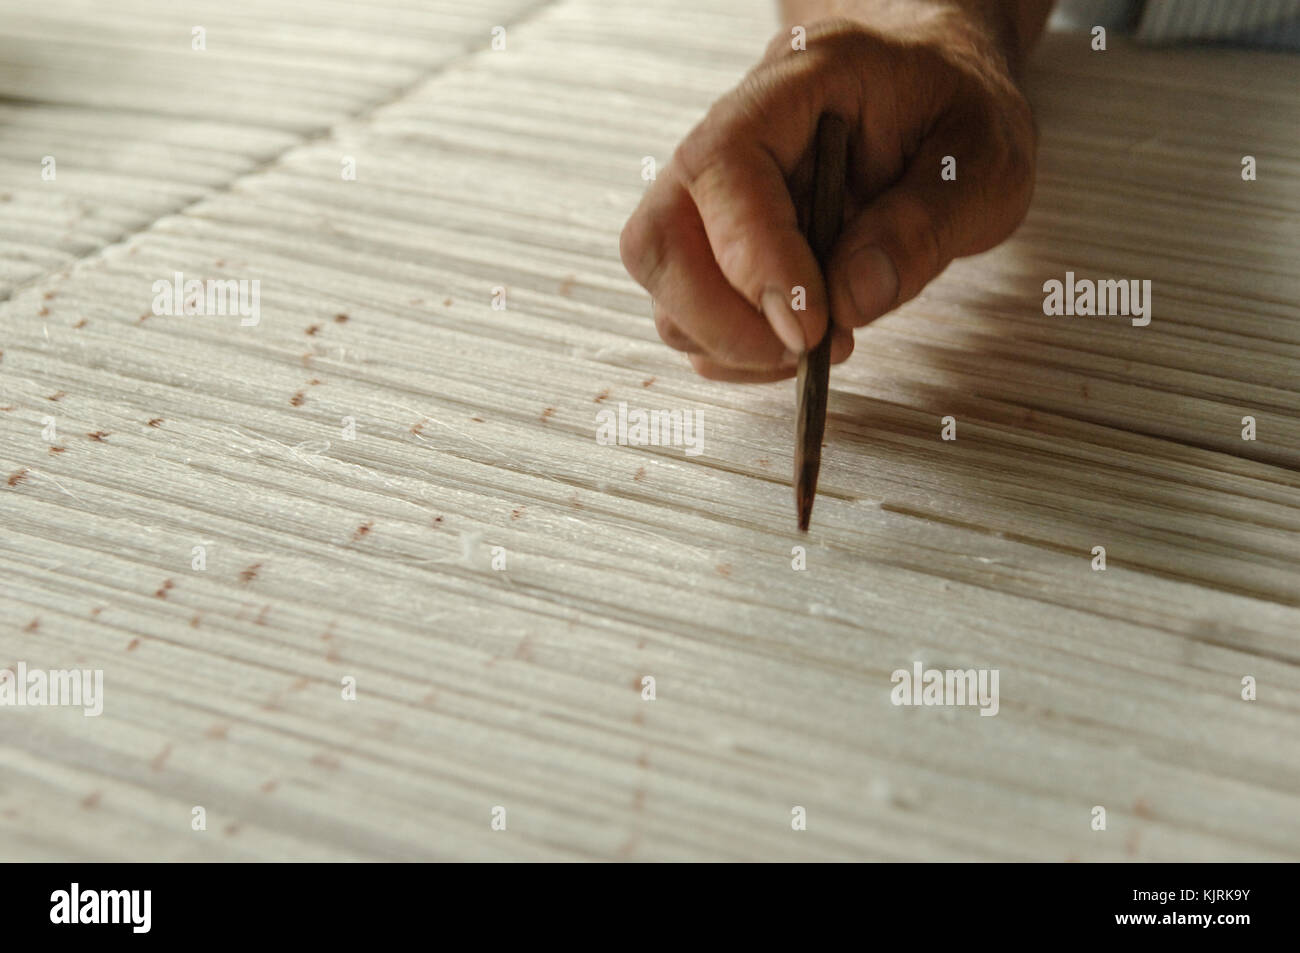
[
  {"x1": 687, "y1": 353, "x2": 723, "y2": 380},
  {"x1": 653, "y1": 306, "x2": 697, "y2": 353},
  {"x1": 907, "y1": 196, "x2": 948, "y2": 283},
  {"x1": 979, "y1": 96, "x2": 1037, "y2": 238},
  {"x1": 619, "y1": 213, "x2": 658, "y2": 288}
]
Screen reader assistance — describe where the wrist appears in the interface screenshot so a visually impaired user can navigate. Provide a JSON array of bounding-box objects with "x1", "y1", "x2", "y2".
[{"x1": 780, "y1": 0, "x2": 1029, "y2": 76}]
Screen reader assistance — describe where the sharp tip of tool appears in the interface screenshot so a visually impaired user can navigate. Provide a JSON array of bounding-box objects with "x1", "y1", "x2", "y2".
[{"x1": 796, "y1": 489, "x2": 813, "y2": 532}]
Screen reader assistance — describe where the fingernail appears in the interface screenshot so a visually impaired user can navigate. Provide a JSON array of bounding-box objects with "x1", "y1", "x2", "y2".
[
  {"x1": 761, "y1": 287, "x2": 807, "y2": 355},
  {"x1": 847, "y1": 247, "x2": 898, "y2": 326}
]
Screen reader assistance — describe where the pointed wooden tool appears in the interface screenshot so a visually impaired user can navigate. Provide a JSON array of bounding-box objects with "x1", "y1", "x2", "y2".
[{"x1": 795, "y1": 113, "x2": 849, "y2": 532}]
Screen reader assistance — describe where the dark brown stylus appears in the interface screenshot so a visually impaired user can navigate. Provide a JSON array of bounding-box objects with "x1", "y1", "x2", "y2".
[{"x1": 795, "y1": 114, "x2": 849, "y2": 532}]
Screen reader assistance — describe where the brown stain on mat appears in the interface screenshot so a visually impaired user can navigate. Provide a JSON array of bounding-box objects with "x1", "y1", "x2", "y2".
[
  {"x1": 351, "y1": 521, "x2": 373, "y2": 542},
  {"x1": 147, "y1": 418, "x2": 163, "y2": 427},
  {"x1": 150, "y1": 744, "x2": 172, "y2": 771},
  {"x1": 87, "y1": 431, "x2": 109, "y2": 441},
  {"x1": 239, "y1": 563, "x2": 262, "y2": 585}
]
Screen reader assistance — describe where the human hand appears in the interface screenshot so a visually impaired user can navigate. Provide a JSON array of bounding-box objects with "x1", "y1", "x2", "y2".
[{"x1": 619, "y1": 1, "x2": 1039, "y2": 381}]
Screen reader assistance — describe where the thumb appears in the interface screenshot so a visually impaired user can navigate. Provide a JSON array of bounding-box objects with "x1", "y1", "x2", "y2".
[{"x1": 828, "y1": 138, "x2": 1034, "y2": 329}]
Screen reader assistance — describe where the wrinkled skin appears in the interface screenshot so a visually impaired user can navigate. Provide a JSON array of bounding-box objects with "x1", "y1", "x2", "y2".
[{"x1": 620, "y1": 11, "x2": 1038, "y2": 382}]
